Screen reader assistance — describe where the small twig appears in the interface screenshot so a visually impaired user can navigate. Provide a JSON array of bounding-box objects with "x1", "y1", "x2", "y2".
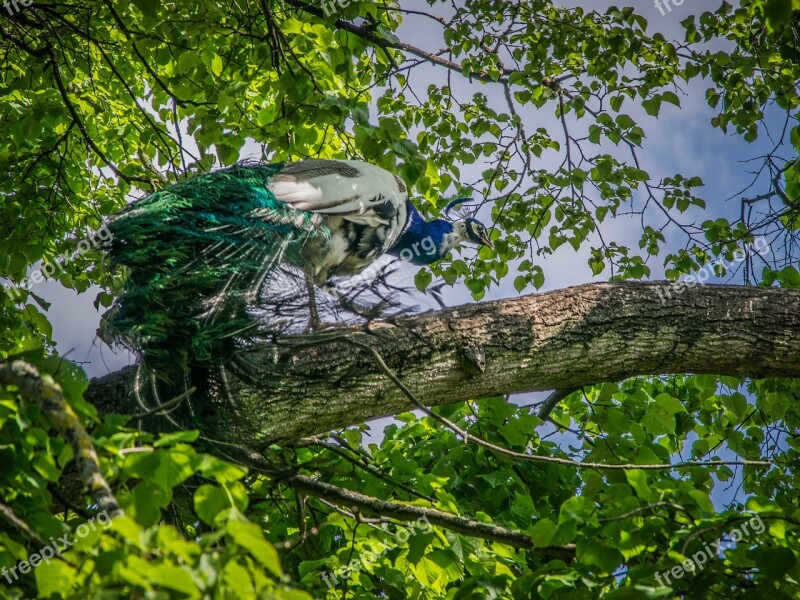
[
  {"x1": 283, "y1": 0, "x2": 516, "y2": 84},
  {"x1": 319, "y1": 436, "x2": 435, "y2": 502},
  {"x1": 289, "y1": 473, "x2": 557, "y2": 551},
  {"x1": 598, "y1": 502, "x2": 694, "y2": 523},
  {"x1": 0, "y1": 502, "x2": 75, "y2": 567},
  {"x1": 0, "y1": 502, "x2": 69, "y2": 564}
]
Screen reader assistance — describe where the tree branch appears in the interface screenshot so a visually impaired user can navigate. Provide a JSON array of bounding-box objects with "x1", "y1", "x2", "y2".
[
  {"x1": 289, "y1": 473, "x2": 571, "y2": 554},
  {"x1": 283, "y1": 0, "x2": 514, "y2": 83},
  {"x1": 47, "y1": 45, "x2": 150, "y2": 186},
  {"x1": 0, "y1": 361, "x2": 123, "y2": 517},
  {"x1": 538, "y1": 387, "x2": 581, "y2": 419},
  {"x1": 341, "y1": 338, "x2": 769, "y2": 470},
  {"x1": 0, "y1": 502, "x2": 72, "y2": 565},
  {"x1": 87, "y1": 282, "x2": 800, "y2": 447}
]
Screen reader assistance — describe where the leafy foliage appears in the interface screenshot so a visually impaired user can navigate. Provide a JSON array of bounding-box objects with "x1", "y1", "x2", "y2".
[{"x1": 1, "y1": 0, "x2": 800, "y2": 598}]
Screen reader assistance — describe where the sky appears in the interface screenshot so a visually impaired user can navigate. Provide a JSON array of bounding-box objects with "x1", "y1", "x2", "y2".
[{"x1": 26, "y1": 1, "x2": 786, "y2": 505}]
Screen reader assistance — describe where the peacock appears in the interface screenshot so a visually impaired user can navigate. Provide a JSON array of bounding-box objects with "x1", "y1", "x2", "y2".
[{"x1": 101, "y1": 159, "x2": 493, "y2": 381}]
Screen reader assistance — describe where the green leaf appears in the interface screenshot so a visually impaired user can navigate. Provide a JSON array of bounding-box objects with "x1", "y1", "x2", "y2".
[
  {"x1": 791, "y1": 126, "x2": 800, "y2": 152},
  {"x1": 755, "y1": 546, "x2": 797, "y2": 579},
  {"x1": 154, "y1": 430, "x2": 200, "y2": 447},
  {"x1": 35, "y1": 560, "x2": 78, "y2": 598},
  {"x1": 616, "y1": 114, "x2": 635, "y2": 129},
  {"x1": 723, "y1": 392, "x2": 748, "y2": 421},
  {"x1": 149, "y1": 563, "x2": 202, "y2": 597},
  {"x1": 412, "y1": 549, "x2": 463, "y2": 588},
  {"x1": 227, "y1": 520, "x2": 282, "y2": 578},
  {"x1": 194, "y1": 484, "x2": 231, "y2": 526},
  {"x1": 625, "y1": 469, "x2": 653, "y2": 501},
  {"x1": 530, "y1": 518, "x2": 557, "y2": 547},
  {"x1": 193, "y1": 454, "x2": 247, "y2": 483},
  {"x1": 661, "y1": 91, "x2": 680, "y2": 106},
  {"x1": 217, "y1": 143, "x2": 240, "y2": 166},
  {"x1": 778, "y1": 265, "x2": 800, "y2": 288},
  {"x1": 132, "y1": 0, "x2": 159, "y2": 15},
  {"x1": 765, "y1": 0, "x2": 794, "y2": 29},
  {"x1": 415, "y1": 269, "x2": 433, "y2": 292},
  {"x1": 642, "y1": 97, "x2": 661, "y2": 116},
  {"x1": 127, "y1": 481, "x2": 164, "y2": 527},
  {"x1": 123, "y1": 448, "x2": 195, "y2": 497},
  {"x1": 654, "y1": 393, "x2": 687, "y2": 414},
  {"x1": 256, "y1": 107, "x2": 275, "y2": 126},
  {"x1": 642, "y1": 408, "x2": 675, "y2": 436},
  {"x1": 577, "y1": 541, "x2": 624, "y2": 573},
  {"x1": 210, "y1": 54, "x2": 223, "y2": 77}
]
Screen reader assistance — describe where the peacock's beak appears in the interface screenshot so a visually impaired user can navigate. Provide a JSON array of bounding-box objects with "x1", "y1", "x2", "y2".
[{"x1": 478, "y1": 234, "x2": 494, "y2": 250}]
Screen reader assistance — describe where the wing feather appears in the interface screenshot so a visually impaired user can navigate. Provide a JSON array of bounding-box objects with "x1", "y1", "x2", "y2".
[{"x1": 266, "y1": 159, "x2": 407, "y2": 227}]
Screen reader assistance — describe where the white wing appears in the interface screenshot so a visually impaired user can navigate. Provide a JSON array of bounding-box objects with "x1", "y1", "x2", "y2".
[{"x1": 265, "y1": 159, "x2": 407, "y2": 227}]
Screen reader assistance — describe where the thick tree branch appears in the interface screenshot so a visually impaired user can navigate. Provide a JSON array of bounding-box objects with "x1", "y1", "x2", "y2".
[
  {"x1": 87, "y1": 282, "x2": 800, "y2": 446},
  {"x1": 0, "y1": 361, "x2": 123, "y2": 517},
  {"x1": 342, "y1": 337, "x2": 770, "y2": 470}
]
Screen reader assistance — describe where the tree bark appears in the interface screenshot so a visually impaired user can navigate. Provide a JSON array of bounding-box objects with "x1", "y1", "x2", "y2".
[{"x1": 86, "y1": 282, "x2": 800, "y2": 446}]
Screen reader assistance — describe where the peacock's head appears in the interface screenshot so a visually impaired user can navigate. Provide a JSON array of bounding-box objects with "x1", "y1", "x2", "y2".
[
  {"x1": 448, "y1": 219, "x2": 493, "y2": 250},
  {"x1": 461, "y1": 217, "x2": 494, "y2": 249},
  {"x1": 444, "y1": 197, "x2": 493, "y2": 249}
]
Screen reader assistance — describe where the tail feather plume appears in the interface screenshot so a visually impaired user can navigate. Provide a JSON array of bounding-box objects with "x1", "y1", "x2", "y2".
[{"x1": 101, "y1": 164, "x2": 331, "y2": 377}]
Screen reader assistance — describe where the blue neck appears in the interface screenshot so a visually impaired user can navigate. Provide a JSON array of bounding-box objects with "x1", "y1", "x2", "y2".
[{"x1": 387, "y1": 202, "x2": 453, "y2": 265}]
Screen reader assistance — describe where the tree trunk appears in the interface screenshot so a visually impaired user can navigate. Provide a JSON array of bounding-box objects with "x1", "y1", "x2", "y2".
[{"x1": 86, "y1": 282, "x2": 800, "y2": 446}]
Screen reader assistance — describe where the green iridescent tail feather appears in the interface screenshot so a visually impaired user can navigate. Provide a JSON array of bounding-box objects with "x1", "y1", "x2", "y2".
[{"x1": 100, "y1": 163, "x2": 331, "y2": 378}]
